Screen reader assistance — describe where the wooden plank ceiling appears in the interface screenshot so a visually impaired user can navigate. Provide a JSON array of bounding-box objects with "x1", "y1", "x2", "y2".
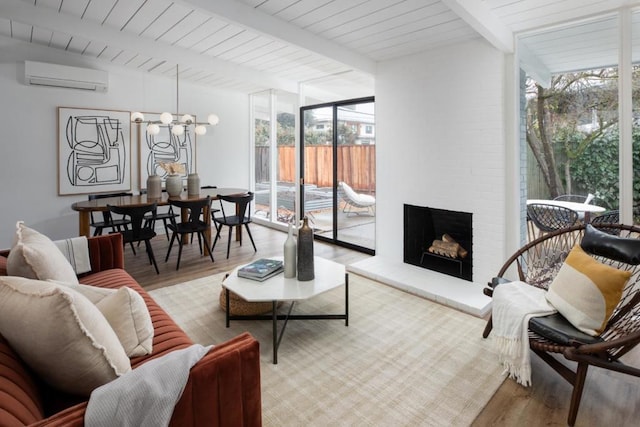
[{"x1": 0, "y1": 0, "x2": 638, "y2": 96}]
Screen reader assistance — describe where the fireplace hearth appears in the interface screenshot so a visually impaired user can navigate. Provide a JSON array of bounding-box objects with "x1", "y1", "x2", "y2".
[{"x1": 404, "y1": 204, "x2": 473, "y2": 281}]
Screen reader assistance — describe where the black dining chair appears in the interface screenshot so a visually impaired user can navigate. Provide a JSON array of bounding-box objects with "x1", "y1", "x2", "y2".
[
  {"x1": 88, "y1": 192, "x2": 133, "y2": 236},
  {"x1": 165, "y1": 196, "x2": 215, "y2": 270},
  {"x1": 140, "y1": 189, "x2": 178, "y2": 240},
  {"x1": 107, "y1": 203, "x2": 159, "y2": 274},
  {"x1": 212, "y1": 192, "x2": 257, "y2": 259}
]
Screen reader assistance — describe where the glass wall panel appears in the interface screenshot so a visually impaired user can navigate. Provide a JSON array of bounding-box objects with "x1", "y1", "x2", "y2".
[
  {"x1": 252, "y1": 91, "x2": 271, "y2": 221},
  {"x1": 632, "y1": 10, "x2": 640, "y2": 221},
  {"x1": 275, "y1": 91, "x2": 298, "y2": 224},
  {"x1": 301, "y1": 98, "x2": 375, "y2": 253},
  {"x1": 336, "y1": 102, "x2": 375, "y2": 249},
  {"x1": 521, "y1": 16, "x2": 619, "y2": 239}
]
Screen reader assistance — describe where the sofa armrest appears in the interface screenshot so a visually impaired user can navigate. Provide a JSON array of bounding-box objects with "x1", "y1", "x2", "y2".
[
  {"x1": 171, "y1": 332, "x2": 262, "y2": 427},
  {"x1": 82, "y1": 234, "x2": 125, "y2": 275},
  {"x1": 30, "y1": 333, "x2": 262, "y2": 427}
]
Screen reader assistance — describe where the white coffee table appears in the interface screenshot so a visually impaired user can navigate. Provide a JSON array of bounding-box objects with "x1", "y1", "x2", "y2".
[{"x1": 222, "y1": 256, "x2": 348, "y2": 364}]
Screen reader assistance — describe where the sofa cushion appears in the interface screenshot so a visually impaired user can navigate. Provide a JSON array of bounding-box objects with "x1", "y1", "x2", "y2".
[
  {"x1": 0, "y1": 276, "x2": 131, "y2": 396},
  {"x1": 546, "y1": 244, "x2": 631, "y2": 336},
  {"x1": 6, "y1": 222, "x2": 78, "y2": 285}
]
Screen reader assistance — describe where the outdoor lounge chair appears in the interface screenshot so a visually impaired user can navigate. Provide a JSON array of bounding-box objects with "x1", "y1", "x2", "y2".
[{"x1": 339, "y1": 181, "x2": 375, "y2": 216}]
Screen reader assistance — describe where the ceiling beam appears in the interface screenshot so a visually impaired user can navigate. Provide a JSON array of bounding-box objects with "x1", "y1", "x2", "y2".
[
  {"x1": 176, "y1": 0, "x2": 377, "y2": 75},
  {"x1": 518, "y1": 42, "x2": 551, "y2": 88},
  {"x1": 0, "y1": 0, "x2": 298, "y2": 92},
  {"x1": 441, "y1": 0, "x2": 513, "y2": 53}
]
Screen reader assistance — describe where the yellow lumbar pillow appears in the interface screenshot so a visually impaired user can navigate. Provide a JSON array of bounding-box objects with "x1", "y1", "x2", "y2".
[{"x1": 546, "y1": 244, "x2": 631, "y2": 336}]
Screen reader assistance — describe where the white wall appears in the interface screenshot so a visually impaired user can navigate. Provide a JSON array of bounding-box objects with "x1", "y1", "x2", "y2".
[
  {"x1": 0, "y1": 41, "x2": 249, "y2": 246},
  {"x1": 375, "y1": 38, "x2": 508, "y2": 283}
]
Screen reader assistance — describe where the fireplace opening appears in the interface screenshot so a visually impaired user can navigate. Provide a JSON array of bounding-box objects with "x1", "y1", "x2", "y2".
[{"x1": 404, "y1": 204, "x2": 473, "y2": 281}]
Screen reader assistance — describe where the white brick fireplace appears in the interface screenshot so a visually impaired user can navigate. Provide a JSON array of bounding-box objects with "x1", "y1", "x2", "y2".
[{"x1": 349, "y1": 39, "x2": 512, "y2": 317}]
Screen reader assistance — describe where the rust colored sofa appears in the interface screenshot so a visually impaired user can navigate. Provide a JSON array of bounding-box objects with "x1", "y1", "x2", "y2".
[{"x1": 0, "y1": 233, "x2": 262, "y2": 427}]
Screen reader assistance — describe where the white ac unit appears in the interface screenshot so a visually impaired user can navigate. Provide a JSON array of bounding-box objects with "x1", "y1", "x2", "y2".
[{"x1": 24, "y1": 61, "x2": 109, "y2": 92}]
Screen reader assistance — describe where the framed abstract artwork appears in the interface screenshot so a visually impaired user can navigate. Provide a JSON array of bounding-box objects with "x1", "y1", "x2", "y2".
[
  {"x1": 58, "y1": 107, "x2": 131, "y2": 195},
  {"x1": 137, "y1": 112, "x2": 197, "y2": 189}
]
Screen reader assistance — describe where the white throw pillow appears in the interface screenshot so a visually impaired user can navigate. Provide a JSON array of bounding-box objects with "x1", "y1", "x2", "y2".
[
  {"x1": 6, "y1": 221, "x2": 78, "y2": 285},
  {"x1": 49, "y1": 281, "x2": 154, "y2": 358},
  {"x1": 0, "y1": 276, "x2": 131, "y2": 396},
  {"x1": 95, "y1": 287, "x2": 154, "y2": 357}
]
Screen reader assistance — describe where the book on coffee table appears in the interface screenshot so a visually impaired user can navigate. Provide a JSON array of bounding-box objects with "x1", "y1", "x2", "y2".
[{"x1": 238, "y1": 258, "x2": 284, "y2": 281}]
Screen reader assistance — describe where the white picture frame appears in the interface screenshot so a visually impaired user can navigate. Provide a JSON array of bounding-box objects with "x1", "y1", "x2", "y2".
[{"x1": 58, "y1": 107, "x2": 131, "y2": 195}]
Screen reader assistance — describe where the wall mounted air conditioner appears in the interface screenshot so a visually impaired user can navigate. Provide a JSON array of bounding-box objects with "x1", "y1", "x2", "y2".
[{"x1": 24, "y1": 61, "x2": 109, "y2": 92}]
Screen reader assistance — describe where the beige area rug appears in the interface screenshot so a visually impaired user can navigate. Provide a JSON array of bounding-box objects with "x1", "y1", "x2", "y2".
[{"x1": 149, "y1": 273, "x2": 506, "y2": 426}]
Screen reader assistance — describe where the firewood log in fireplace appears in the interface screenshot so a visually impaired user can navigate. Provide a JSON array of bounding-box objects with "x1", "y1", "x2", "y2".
[
  {"x1": 428, "y1": 240, "x2": 460, "y2": 258},
  {"x1": 442, "y1": 234, "x2": 468, "y2": 259}
]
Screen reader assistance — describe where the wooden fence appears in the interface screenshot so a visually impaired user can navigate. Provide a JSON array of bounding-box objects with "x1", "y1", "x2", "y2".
[{"x1": 255, "y1": 145, "x2": 376, "y2": 192}]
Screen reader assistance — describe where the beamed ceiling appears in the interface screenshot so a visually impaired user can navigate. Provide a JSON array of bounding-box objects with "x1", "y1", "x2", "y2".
[{"x1": 1, "y1": 0, "x2": 639, "y2": 97}]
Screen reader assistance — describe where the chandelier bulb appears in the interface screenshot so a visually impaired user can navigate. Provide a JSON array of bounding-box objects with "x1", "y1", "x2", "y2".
[
  {"x1": 147, "y1": 123, "x2": 160, "y2": 135},
  {"x1": 171, "y1": 125, "x2": 185, "y2": 136},
  {"x1": 131, "y1": 112, "x2": 145, "y2": 123},
  {"x1": 207, "y1": 114, "x2": 220, "y2": 126},
  {"x1": 160, "y1": 112, "x2": 173, "y2": 125},
  {"x1": 194, "y1": 125, "x2": 207, "y2": 135}
]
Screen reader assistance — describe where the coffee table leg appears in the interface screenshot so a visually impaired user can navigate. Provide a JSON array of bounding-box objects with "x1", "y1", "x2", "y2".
[
  {"x1": 272, "y1": 301, "x2": 277, "y2": 364},
  {"x1": 345, "y1": 273, "x2": 349, "y2": 327}
]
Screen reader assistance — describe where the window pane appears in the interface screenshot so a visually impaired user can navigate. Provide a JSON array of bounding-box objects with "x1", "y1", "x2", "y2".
[
  {"x1": 275, "y1": 91, "x2": 297, "y2": 224},
  {"x1": 522, "y1": 16, "x2": 618, "y2": 238},
  {"x1": 253, "y1": 91, "x2": 271, "y2": 221}
]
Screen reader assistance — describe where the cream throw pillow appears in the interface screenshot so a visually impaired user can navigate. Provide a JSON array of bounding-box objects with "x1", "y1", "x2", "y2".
[
  {"x1": 546, "y1": 244, "x2": 631, "y2": 336},
  {"x1": 6, "y1": 221, "x2": 78, "y2": 285},
  {"x1": 95, "y1": 287, "x2": 154, "y2": 357},
  {"x1": 0, "y1": 276, "x2": 131, "y2": 395},
  {"x1": 50, "y1": 282, "x2": 154, "y2": 357}
]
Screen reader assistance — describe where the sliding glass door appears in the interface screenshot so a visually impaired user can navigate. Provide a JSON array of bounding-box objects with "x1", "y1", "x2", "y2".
[{"x1": 301, "y1": 97, "x2": 375, "y2": 253}]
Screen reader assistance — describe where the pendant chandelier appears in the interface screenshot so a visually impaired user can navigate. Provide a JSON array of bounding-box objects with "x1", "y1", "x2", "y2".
[{"x1": 131, "y1": 65, "x2": 219, "y2": 136}]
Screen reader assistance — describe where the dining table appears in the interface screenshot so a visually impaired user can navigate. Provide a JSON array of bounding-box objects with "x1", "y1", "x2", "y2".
[
  {"x1": 71, "y1": 187, "x2": 248, "y2": 256},
  {"x1": 526, "y1": 199, "x2": 606, "y2": 222}
]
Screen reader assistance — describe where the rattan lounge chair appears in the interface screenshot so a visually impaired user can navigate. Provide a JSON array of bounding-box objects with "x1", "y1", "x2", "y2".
[
  {"x1": 338, "y1": 181, "x2": 375, "y2": 216},
  {"x1": 482, "y1": 223, "x2": 640, "y2": 426}
]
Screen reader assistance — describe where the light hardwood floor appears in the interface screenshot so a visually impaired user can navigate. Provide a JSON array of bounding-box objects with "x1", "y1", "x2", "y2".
[{"x1": 125, "y1": 224, "x2": 639, "y2": 427}]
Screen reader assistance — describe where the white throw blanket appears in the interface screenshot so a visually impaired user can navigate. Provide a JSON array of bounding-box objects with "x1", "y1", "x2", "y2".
[
  {"x1": 492, "y1": 281, "x2": 556, "y2": 386},
  {"x1": 85, "y1": 344, "x2": 212, "y2": 427},
  {"x1": 54, "y1": 236, "x2": 91, "y2": 274}
]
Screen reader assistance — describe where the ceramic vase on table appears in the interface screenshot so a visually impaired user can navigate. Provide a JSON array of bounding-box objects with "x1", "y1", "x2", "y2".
[
  {"x1": 296, "y1": 216, "x2": 314, "y2": 281},
  {"x1": 187, "y1": 173, "x2": 200, "y2": 196},
  {"x1": 146, "y1": 174, "x2": 162, "y2": 199},
  {"x1": 284, "y1": 222, "x2": 297, "y2": 278},
  {"x1": 165, "y1": 174, "x2": 182, "y2": 197}
]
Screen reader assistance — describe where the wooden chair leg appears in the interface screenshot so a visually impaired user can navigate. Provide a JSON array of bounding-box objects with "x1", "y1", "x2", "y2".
[
  {"x1": 245, "y1": 224, "x2": 257, "y2": 252},
  {"x1": 567, "y1": 363, "x2": 589, "y2": 426},
  {"x1": 175, "y1": 236, "x2": 184, "y2": 270},
  {"x1": 144, "y1": 240, "x2": 159, "y2": 275},
  {"x1": 200, "y1": 231, "x2": 214, "y2": 263},
  {"x1": 226, "y1": 226, "x2": 233, "y2": 259},
  {"x1": 165, "y1": 232, "x2": 177, "y2": 262},
  {"x1": 482, "y1": 316, "x2": 493, "y2": 338},
  {"x1": 211, "y1": 226, "x2": 222, "y2": 252}
]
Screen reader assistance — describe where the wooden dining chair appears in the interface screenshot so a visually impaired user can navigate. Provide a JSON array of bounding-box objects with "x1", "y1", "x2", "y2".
[
  {"x1": 88, "y1": 192, "x2": 133, "y2": 236},
  {"x1": 165, "y1": 196, "x2": 215, "y2": 270},
  {"x1": 107, "y1": 203, "x2": 159, "y2": 274},
  {"x1": 212, "y1": 192, "x2": 257, "y2": 259}
]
